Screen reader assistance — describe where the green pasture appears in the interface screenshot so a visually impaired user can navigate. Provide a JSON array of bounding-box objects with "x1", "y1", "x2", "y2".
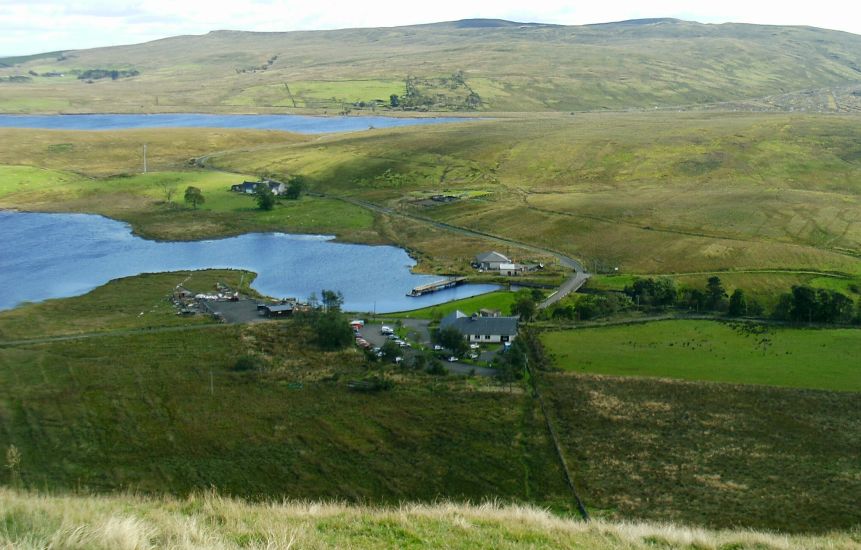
[
  {"x1": 389, "y1": 290, "x2": 517, "y2": 320},
  {"x1": 541, "y1": 320, "x2": 861, "y2": 391}
]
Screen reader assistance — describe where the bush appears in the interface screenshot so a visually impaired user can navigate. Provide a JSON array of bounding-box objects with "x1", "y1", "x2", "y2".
[{"x1": 232, "y1": 355, "x2": 263, "y2": 372}]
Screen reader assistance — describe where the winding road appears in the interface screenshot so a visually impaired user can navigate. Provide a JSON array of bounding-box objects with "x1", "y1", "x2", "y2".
[{"x1": 326, "y1": 195, "x2": 590, "y2": 308}]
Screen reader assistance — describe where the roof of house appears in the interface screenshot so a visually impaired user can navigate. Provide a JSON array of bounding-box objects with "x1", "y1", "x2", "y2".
[
  {"x1": 475, "y1": 251, "x2": 510, "y2": 263},
  {"x1": 264, "y1": 304, "x2": 294, "y2": 313},
  {"x1": 440, "y1": 310, "x2": 519, "y2": 336},
  {"x1": 498, "y1": 263, "x2": 518, "y2": 270}
]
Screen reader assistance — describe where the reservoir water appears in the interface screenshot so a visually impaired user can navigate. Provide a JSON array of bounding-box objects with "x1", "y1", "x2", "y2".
[
  {"x1": 0, "y1": 113, "x2": 470, "y2": 134},
  {"x1": 0, "y1": 211, "x2": 498, "y2": 313}
]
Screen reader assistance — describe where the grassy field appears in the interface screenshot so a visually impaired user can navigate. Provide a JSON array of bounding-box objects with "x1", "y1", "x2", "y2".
[
  {"x1": 539, "y1": 372, "x2": 861, "y2": 533},
  {"x1": 541, "y1": 320, "x2": 861, "y2": 391},
  {"x1": 3, "y1": 490, "x2": 858, "y2": 550},
  {"x1": 0, "y1": 321, "x2": 570, "y2": 509},
  {"x1": 388, "y1": 290, "x2": 518, "y2": 320},
  {"x1": 3, "y1": 19, "x2": 861, "y2": 113},
  {"x1": 0, "y1": 270, "x2": 255, "y2": 341}
]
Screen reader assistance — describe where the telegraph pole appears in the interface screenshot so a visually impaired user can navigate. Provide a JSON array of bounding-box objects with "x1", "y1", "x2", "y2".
[{"x1": 143, "y1": 144, "x2": 148, "y2": 173}]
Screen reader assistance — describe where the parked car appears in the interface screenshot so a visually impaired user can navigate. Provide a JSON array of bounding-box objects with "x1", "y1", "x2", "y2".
[
  {"x1": 433, "y1": 344, "x2": 443, "y2": 351},
  {"x1": 447, "y1": 356, "x2": 458, "y2": 363},
  {"x1": 381, "y1": 326, "x2": 394, "y2": 335},
  {"x1": 469, "y1": 343, "x2": 480, "y2": 350}
]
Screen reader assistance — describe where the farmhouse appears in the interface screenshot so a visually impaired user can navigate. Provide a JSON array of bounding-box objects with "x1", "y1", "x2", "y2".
[
  {"x1": 230, "y1": 179, "x2": 287, "y2": 195},
  {"x1": 474, "y1": 251, "x2": 511, "y2": 270},
  {"x1": 440, "y1": 310, "x2": 519, "y2": 343}
]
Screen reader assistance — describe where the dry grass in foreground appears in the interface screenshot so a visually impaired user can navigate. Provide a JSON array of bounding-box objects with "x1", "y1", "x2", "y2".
[{"x1": 1, "y1": 488, "x2": 859, "y2": 549}]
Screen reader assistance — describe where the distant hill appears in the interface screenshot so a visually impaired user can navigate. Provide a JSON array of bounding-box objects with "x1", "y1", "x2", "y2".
[{"x1": 1, "y1": 18, "x2": 861, "y2": 113}]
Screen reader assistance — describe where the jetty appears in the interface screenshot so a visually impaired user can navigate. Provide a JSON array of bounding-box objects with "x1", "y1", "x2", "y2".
[{"x1": 408, "y1": 277, "x2": 466, "y2": 297}]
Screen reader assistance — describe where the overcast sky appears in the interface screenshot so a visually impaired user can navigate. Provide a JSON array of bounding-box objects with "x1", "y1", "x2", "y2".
[{"x1": 3, "y1": 0, "x2": 861, "y2": 56}]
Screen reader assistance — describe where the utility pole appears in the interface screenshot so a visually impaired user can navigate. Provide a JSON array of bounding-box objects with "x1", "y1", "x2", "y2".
[
  {"x1": 143, "y1": 144, "x2": 148, "y2": 174},
  {"x1": 209, "y1": 368, "x2": 214, "y2": 396}
]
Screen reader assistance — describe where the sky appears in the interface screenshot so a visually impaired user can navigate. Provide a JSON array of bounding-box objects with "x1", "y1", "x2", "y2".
[{"x1": 3, "y1": 0, "x2": 861, "y2": 56}]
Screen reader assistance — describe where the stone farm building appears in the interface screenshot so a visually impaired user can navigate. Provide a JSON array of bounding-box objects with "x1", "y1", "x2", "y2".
[
  {"x1": 440, "y1": 310, "x2": 519, "y2": 343},
  {"x1": 230, "y1": 179, "x2": 287, "y2": 195}
]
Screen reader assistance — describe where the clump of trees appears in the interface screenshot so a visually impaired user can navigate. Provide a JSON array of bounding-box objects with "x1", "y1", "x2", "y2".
[
  {"x1": 295, "y1": 289, "x2": 354, "y2": 350},
  {"x1": 77, "y1": 69, "x2": 139, "y2": 81},
  {"x1": 773, "y1": 286, "x2": 856, "y2": 324}
]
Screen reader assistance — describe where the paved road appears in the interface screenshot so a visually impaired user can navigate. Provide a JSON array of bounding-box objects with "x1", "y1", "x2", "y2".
[{"x1": 324, "y1": 195, "x2": 591, "y2": 309}]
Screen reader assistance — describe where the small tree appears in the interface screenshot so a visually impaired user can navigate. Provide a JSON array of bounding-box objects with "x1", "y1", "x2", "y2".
[
  {"x1": 706, "y1": 276, "x2": 727, "y2": 311},
  {"x1": 511, "y1": 296, "x2": 537, "y2": 321},
  {"x1": 321, "y1": 289, "x2": 344, "y2": 312},
  {"x1": 380, "y1": 340, "x2": 401, "y2": 363},
  {"x1": 284, "y1": 176, "x2": 305, "y2": 200},
  {"x1": 313, "y1": 310, "x2": 354, "y2": 350},
  {"x1": 728, "y1": 289, "x2": 747, "y2": 317},
  {"x1": 255, "y1": 184, "x2": 276, "y2": 211},
  {"x1": 160, "y1": 178, "x2": 178, "y2": 204},
  {"x1": 435, "y1": 325, "x2": 468, "y2": 357},
  {"x1": 389, "y1": 94, "x2": 400, "y2": 108},
  {"x1": 184, "y1": 186, "x2": 205, "y2": 209}
]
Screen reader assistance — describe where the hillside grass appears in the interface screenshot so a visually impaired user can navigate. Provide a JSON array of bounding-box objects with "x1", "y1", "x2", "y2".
[
  {"x1": 210, "y1": 112, "x2": 861, "y2": 282},
  {"x1": 539, "y1": 372, "x2": 861, "y2": 533},
  {"x1": 540, "y1": 320, "x2": 861, "y2": 391},
  {"x1": 0, "y1": 322, "x2": 570, "y2": 510},
  {"x1": 3, "y1": 490, "x2": 859, "y2": 550},
  {"x1": 3, "y1": 20, "x2": 861, "y2": 113}
]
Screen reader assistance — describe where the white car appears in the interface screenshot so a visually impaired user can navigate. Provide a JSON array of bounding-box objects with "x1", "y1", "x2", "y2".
[
  {"x1": 381, "y1": 326, "x2": 394, "y2": 335},
  {"x1": 447, "y1": 356, "x2": 458, "y2": 363},
  {"x1": 433, "y1": 344, "x2": 444, "y2": 351},
  {"x1": 469, "y1": 343, "x2": 480, "y2": 350}
]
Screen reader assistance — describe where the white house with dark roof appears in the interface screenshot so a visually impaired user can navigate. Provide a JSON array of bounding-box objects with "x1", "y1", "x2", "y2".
[{"x1": 440, "y1": 310, "x2": 519, "y2": 343}]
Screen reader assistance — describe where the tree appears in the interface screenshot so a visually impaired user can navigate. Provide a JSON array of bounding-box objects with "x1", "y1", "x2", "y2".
[
  {"x1": 435, "y1": 325, "x2": 468, "y2": 357},
  {"x1": 313, "y1": 310, "x2": 354, "y2": 350},
  {"x1": 389, "y1": 94, "x2": 400, "y2": 108},
  {"x1": 159, "y1": 178, "x2": 178, "y2": 204},
  {"x1": 284, "y1": 176, "x2": 305, "y2": 200},
  {"x1": 380, "y1": 340, "x2": 401, "y2": 363},
  {"x1": 511, "y1": 296, "x2": 537, "y2": 321},
  {"x1": 705, "y1": 276, "x2": 727, "y2": 311},
  {"x1": 321, "y1": 289, "x2": 344, "y2": 312},
  {"x1": 184, "y1": 186, "x2": 204, "y2": 209},
  {"x1": 255, "y1": 184, "x2": 276, "y2": 210},
  {"x1": 728, "y1": 289, "x2": 747, "y2": 317}
]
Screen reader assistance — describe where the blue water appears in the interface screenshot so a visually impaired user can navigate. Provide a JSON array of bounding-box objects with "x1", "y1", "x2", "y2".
[
  {"x1": 0, "y1": 211, "x2": 498, "y2": 313},
  {"x1": 0, "y1": 113, "x2": 469, "y2": 134}
]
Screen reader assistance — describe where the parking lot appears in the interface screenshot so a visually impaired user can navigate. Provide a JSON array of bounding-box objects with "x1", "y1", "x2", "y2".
[{"x1": 355, "y1": 321, "x2": 500, "y2": 377}]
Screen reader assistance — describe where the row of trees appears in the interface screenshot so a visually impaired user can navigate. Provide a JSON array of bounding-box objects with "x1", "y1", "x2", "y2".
[{"x1": 541, "y1": 275, "x2": 860, "y2": 325}]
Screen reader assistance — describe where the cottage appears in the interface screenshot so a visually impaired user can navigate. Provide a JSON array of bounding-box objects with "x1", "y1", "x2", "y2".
[
  {"x1": 230, "y1": 179, "x2": 287, "y2": 196},
  {"x1": 440, "y1": 310, "x2": 519, "y2": 343},
  {"x1": 474, "y1": 251, "x2": 511, "y2": 270}
]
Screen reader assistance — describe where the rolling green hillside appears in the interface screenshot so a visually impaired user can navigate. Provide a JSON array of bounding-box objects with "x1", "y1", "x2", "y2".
[{"x1": 2, "y1": 19, "x2": 861, "y2": 113}]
